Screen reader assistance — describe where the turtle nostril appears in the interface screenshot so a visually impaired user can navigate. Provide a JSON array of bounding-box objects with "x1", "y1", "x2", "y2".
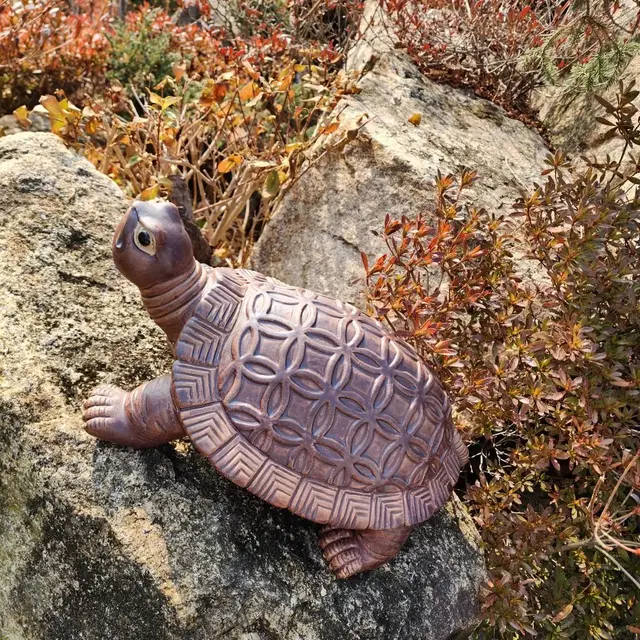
[
  {"x1": 114, "y1": 206, "x2": 138, "y2": 251},
  {"x1": 114, "y1": 230, "x2": 125, "y2": 251}
]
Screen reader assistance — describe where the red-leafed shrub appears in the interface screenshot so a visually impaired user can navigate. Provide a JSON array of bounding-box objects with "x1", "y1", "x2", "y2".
[
  {"x1": 364, "y1": 84, "x2": 640, "y2": 637},
  {"x1": 380, "y1": 0, "x2": 640, "y2": 121},
  {"x1": 0, "y1": 0, "x2": 111, "y2": 112}
]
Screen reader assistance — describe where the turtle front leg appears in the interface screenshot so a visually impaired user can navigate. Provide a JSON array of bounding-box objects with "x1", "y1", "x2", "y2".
[
  {"x1": 318, "y1": 525, "x2": 413, "y2": 579},
  {"x1": 83, "y1": 374, "x2": 184, "y2": 448}
]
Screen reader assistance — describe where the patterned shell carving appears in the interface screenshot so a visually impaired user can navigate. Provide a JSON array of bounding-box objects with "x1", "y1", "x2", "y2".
[{"x1": 173, "y1": 267, "x2": 466, "y2": 530}]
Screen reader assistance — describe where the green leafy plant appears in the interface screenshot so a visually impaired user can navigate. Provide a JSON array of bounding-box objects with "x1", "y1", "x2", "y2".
[
  {"x1": 518, "y1": 0, "x2": 640, "y2": 94},
  {"x1": 106, "y1": 8, "x2": 180, "y2": 92}
]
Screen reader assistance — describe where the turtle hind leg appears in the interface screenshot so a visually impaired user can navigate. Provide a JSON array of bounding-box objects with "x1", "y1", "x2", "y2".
[
  {"x1": 83, "y1": 374, "x2": 184, "y2": 448},
  {"x1": 318, "y1": 524, "x2": 413, "y2": 579}
]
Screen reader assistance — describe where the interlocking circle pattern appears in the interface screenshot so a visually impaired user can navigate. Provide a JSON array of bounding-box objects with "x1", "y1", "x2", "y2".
[{"x1": 218, "y1": 281, "x2": 451, "y2": 493}]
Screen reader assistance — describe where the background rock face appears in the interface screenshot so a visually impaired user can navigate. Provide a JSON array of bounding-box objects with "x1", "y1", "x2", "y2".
[
  {"x1": 532, "y1": 0, "x2": 640, "y2": 158},
  {"x1": 252, "y1": 51, "x2": 549, "y2": 304},
  {"x1": 0, "y1": 133, "x2": 486, "y2": 640},
  {"x1": 534, "y1": 54, "x2": 640, "y2": 159}
]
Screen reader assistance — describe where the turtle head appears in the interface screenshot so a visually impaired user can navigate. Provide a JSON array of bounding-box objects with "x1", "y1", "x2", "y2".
[{"x1": 112, "y1": 200, "x2": 194, "y2": 290}]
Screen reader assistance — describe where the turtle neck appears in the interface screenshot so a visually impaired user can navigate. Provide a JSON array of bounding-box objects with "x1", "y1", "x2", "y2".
[{"x1": 140, "y1": 260, "x2": 208, "y2": 346}]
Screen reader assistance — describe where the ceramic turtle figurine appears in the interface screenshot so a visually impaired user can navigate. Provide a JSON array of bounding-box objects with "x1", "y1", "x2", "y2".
[{"x1": 83, "y1": 200, "x2": 468, "y2": 579}]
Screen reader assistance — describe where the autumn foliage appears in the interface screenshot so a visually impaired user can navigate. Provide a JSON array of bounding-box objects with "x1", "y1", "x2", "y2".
[
  {"x1": 380, "y1": 0, "x2": 640, "y2": 121},
  {"x1": 7, "y1": 0, "x2": 363, "y2": 262},
  {"x1": 0, "y1": 0, "x2": 111, "y2": 113},
  {"x1": 364, "y1": 84, "x2": 640, "y2": 637}
]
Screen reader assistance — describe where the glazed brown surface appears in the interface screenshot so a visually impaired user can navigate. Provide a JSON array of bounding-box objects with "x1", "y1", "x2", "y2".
[
  {"x1": 85, "y1": 200, "x2": 468, "y2": 578},
  {"x1": 173, "y1": 267, "x2": 466, "y2": 530}
]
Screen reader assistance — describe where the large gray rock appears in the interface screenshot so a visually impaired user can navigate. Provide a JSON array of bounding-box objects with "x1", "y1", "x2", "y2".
[
  {"x1": 0, "y1": 133, "x2": 486, "y2": 640},
  {"x1": 252, "y1": 42, "x2": 548, "y2": 304}
]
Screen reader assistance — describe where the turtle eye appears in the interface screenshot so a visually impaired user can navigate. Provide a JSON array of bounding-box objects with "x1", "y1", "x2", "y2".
[{"x1": 133, "y1": 223, "x2": 156, "y2": 256}]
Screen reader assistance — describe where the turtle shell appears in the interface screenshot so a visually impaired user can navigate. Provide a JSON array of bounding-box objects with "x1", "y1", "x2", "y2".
[{"x1": 172, "y1": 267, "x2": 466, "y2": 530}]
